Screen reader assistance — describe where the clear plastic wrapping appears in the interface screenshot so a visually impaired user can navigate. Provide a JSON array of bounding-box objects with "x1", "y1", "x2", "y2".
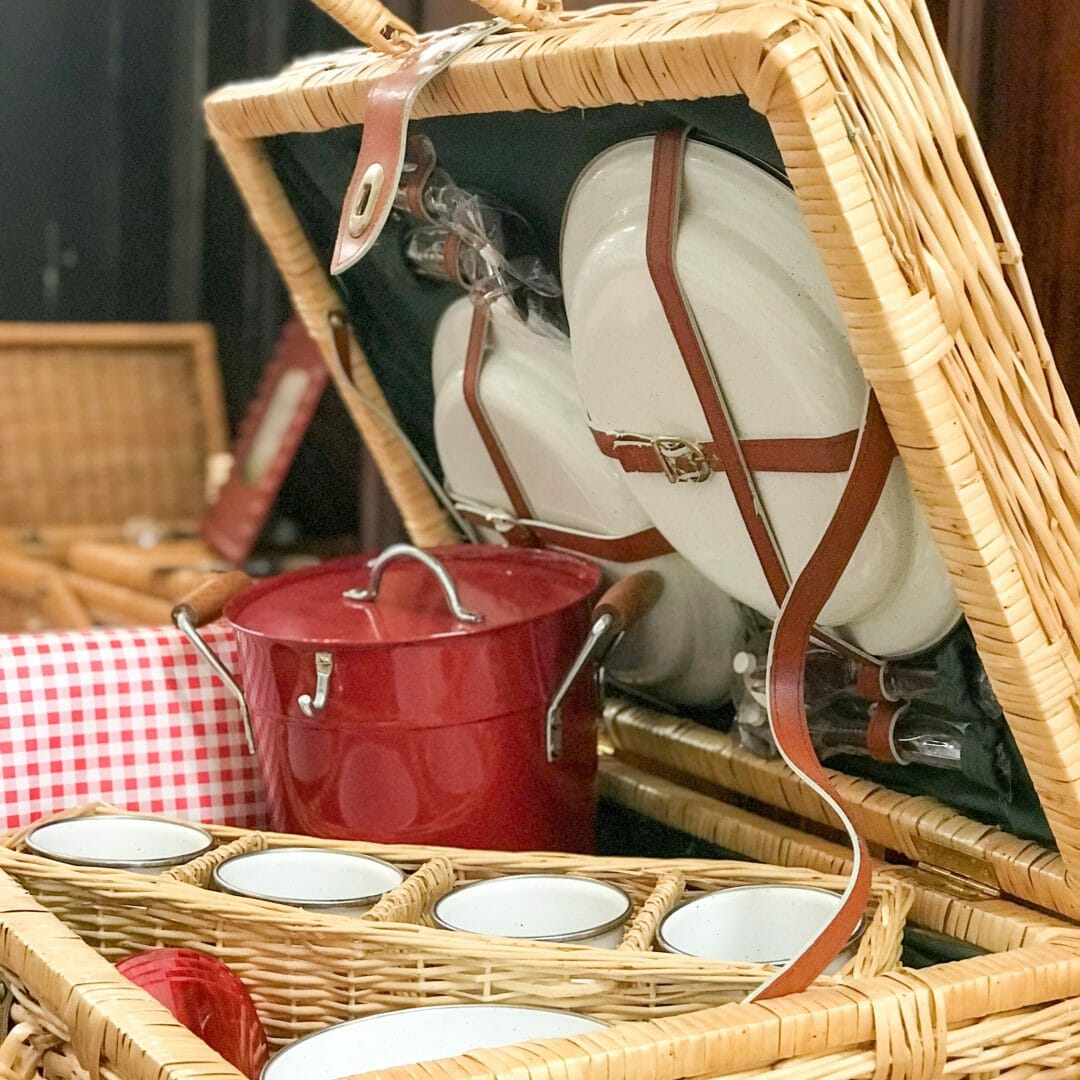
[{"x1": 399, "y1": 147, "x2": 564, "y2": 329}]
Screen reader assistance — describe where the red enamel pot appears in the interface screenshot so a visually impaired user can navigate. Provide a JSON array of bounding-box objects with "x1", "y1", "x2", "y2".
[{"x1": 173, "y1": 544, "x2": 659, "y2": 853}]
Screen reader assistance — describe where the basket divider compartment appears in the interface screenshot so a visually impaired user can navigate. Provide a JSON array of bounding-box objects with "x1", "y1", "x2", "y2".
[
  {"x1": 364, "y1": 856, "x2": 457, "y2": 925},
  {"x1": 618, "y1": 871, "x2": 684, "y2": 952},
  {"x1": 160, "y1": 832, "x2": 269, "y2": 887}
]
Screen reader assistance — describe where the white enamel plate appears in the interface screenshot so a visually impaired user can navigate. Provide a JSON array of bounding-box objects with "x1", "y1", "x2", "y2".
[
  {"x1": 433, "y1": 296, "x2": 745, "y2": 705},
  {"x1": 562, "y1": 137, "x2": 959, "y2": 657}
]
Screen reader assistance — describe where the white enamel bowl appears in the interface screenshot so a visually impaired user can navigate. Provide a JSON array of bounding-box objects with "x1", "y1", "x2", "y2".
[
  {"x1": 433, "y1": 296, "x2": 744, "y2": 706},
  {"x1": 25, "y1": 815, "x2": 213, "y2": 874},
  {"x1": 562, "y1": 136, "x2": 960, "y2": 658},
  {"x1": 263, "y1": 1004, "x2": 608, "y2": 1080},
  {"x1": 433, "y1": 873, "x2": 632, "y2": 948},
  {"x1": 213, "y1": 847, "x2": 405, "y2": 916},
  {"x1": 657, "y1": 885, "x2": 863, "y2": 974}
]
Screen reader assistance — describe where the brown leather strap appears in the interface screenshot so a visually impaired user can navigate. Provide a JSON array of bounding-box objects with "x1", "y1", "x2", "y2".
[
  {"x1": 647, "y1": 130, "x2": 792, "y2": 604},
  {"x1": 647, "y1": 128, "x2": 892, "y2": 998},
  {"x1": 866, "y1": 701, "x2": 904, "y2": 764},
  {"x1": 457, "y1": 508, "x2": 674, "y2": 562},
  {"x1": 331, "y1": 22, "x2": 501, "y2": 275},
  {"x1": 443, "y1": 230, "x2": 465, "y2": 285},
  {"x1": 756, "y1": 394, "x2": 896, "y2": 999},
  {"x1": 591, "y1": 427, "x2": 859, "y2": 478},
  {"x1": 461, "y1": 305, "x2": 536, "y2": 530},
  {"x1": 855, "y1": 660, "x2": 887, "y2": 702}
]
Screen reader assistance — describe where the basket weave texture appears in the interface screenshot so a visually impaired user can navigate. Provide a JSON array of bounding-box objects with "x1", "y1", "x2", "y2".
[
  {"x1": 4, "y1": 807, "x2": 1080, "y2": 1079},
  {"x1": 203, "y1": 0, "x2": 1080, "y2": 880},
  {"x1": 0, "y1": 805, "x2": 909, "y2": 1032},
  {"x1": 0, "y1": 324, "x2": 226, "y2": 530},
  {"x1": 0, "y1": 867, "x2": 237, "y2": 1080}
]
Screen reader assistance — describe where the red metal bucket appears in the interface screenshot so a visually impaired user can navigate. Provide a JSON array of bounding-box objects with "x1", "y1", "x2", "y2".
[{"x1": 174, "y1": 545, "x2": 658, "y2": 852}]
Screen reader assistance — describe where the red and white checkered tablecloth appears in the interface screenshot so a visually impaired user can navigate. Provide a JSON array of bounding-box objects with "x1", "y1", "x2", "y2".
[{"x1": 0, "y1": 623, "x2": 268, "y2": 830}]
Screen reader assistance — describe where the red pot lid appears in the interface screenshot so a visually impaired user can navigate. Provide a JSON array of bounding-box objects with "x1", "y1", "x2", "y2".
[{"x1": 224, "y1": 545, "x2": 601, "y2": 647}]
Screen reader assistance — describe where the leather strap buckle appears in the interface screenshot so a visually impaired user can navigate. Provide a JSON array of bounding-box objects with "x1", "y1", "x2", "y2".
[{"x1": 650, "y1": 436, "x2": 711, "y2": 484}]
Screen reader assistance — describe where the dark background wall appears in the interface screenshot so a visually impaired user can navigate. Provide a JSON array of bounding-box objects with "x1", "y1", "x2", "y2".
[{"x1": 1, "y1": 0, "x2": 1075, "y2": 542}]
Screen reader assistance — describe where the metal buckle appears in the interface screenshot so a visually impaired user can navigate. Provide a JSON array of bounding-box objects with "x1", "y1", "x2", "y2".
[{"x1": 651, "y1": 437, "x2": 711, "y2": 484}]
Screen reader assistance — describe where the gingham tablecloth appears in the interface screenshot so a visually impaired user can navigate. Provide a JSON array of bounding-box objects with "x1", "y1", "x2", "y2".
[{"x1": 0, "y1": 623, "x2": 267, "y2": 829}]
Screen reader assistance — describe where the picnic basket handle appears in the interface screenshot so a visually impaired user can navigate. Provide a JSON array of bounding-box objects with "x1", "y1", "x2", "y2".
[{"x1": 311, "y1": 0, "x2": 560, "y2": 53}]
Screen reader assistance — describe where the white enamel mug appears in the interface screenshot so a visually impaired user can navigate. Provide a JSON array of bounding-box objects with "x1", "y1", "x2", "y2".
[
  {"x1": 657, "y1": 885, "x2": 864, "y2": 973},
  {"x1": 262, "y1": 1004, "x2": 608, "y2": 1080},
  {"x1": 433, "y1": 874, "x2": 632, "y2": 948},
  {"x1": 24, "y1": 814, "x2": 213, "y2": 875},
  {"x1": 212, "y1": 847, "x2": 405, "y2": 916}
]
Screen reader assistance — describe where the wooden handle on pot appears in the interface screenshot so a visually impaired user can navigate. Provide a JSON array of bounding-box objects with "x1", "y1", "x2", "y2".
[
  {"x1": 170, "y1": 570, "x2": 252, "y2": 629},
  {"x1": 593, "y1": 570, "x2": 663, "y2": 635},
  {"x1": 310, "y1": 0, "x2": 561, "y2": 53}
]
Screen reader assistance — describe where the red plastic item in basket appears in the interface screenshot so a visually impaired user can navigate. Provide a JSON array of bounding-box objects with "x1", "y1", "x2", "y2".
[{"x1": 118, "y1": 948, "x2": 269, "y2": 1080}]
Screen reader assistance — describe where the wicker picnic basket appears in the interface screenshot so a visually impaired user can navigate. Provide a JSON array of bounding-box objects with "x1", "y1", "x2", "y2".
[
  {"x1": 4, "y1": 802, "x2": 1080, "y2": 1079},
  {"x1": 170, "y1": 0, "x2": 1080, "y2": 1073},
  {"x1": 203, "y1": 0, "x2": 1080, "y2": 885},
  {"x1": 0, "y1": 323, "x2": 229, "y2": 631}
]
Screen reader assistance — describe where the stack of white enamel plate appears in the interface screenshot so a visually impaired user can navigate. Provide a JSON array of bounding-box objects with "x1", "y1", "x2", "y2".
[
  {"x1": 560, "y1": 136, "x2": 959, "y2": 659},
  {"x1": 431, "y1": 133, "x2": 959, "y2": 721},
  {"x1": 432, "y1": 296, "x2": 744, "y2": 708}
]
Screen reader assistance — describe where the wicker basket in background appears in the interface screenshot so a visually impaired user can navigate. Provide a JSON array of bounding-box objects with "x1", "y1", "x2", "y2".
[{"x1": 0, "y1": 322, "x2": 228, "y2": 630}]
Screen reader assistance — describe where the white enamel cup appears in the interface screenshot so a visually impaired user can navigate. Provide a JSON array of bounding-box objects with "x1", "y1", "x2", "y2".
[
  {"x1": 212, "y1": 847, "x2": 406, "y2": 916},
  {"x1": 262, "y1": 1004, "x2": 608, "y2": 1080},
  {"x1": 657, "y1": 885, "x2": 864, "y2": 973},
  {"x1": 24, "y1": 814, "x2": 213, "y2": 875},
  {"x1": 433, "y1": 874, "x2": 632, "y2": 948}
]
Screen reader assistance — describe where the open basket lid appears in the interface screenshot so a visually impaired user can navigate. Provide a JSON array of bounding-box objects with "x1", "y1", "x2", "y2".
[{"x1": 203, "y1": 0, "x2": 1080, "y2": 892}]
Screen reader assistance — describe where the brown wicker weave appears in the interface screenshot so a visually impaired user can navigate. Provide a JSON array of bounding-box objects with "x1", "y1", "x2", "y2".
[
  {"x1": 0, "y1": 323, "x2": 229, "y2": 629},
  {"x1": 0, "y1": 806, "x2": 911, "y2": 1030},
  {"x1": 602, "y1": 696, "x2": 1080, "y2": 922},
  {"x1": 0, "y1": 867, "x2": 241, "y2": 1080},
  {"x1": 190, "y1": 0, "x2": 1080, "y2": 1073}
]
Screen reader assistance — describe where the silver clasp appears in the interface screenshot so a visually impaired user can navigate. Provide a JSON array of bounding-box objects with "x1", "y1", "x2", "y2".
[
  {"x1": 651, "y1": 436, "x2": 711, "y2": 484},
  {"x1": 298, "y1": 651, "x2": 334, "y2": 717}
]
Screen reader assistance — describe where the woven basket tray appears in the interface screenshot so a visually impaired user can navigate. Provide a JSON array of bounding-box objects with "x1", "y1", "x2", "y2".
[
  {"x1": 195, "y1": 0, "x2": 1080, "y2": 1073},
  {"x1": 0, "y1": 805, "x2": 909, "y2": 1028},
  {"x1": 3, "y1": 800, "x2": 1080, "y2": 1079}
]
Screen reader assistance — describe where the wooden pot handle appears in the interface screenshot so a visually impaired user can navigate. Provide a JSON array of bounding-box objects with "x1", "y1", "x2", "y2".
[
  {"x1": 170, "y1": 570, "x2": 252, "y2": 629},
  {"x1": 310, "y1": 0, "x2": 560, "y2": 54},
  {"x1": 593, "y1": 570, "x2": 664, "y2": 635}
]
